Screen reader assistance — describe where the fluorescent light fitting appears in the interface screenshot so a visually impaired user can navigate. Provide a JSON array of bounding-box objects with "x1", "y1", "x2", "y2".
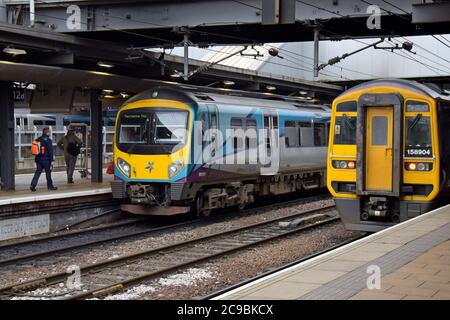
[
  {"x1": 3, "y1": 47, "x2": 27, "y2": 56},
  {"x1": 97, "y1": 61, "x2": 114, "y2": 68},
  {"x1": 223, "y1": 80, "x2": 235, "y2": 86}
]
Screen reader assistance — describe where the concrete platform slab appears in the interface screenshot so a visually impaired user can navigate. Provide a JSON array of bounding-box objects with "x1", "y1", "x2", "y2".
[
  {"x1": 0, "y1": 171, "x2": 113, "y2": 206},
  {"x1": 214, "y1": 204, "x2": 450, "y2": 300}
]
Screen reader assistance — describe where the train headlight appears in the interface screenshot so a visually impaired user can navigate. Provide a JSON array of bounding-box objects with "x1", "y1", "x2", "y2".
[
  {"x1": 405, "y1": 162, "x2": 432, "y2": 171},
  {"x1": 168, "y1": 159, "x2": 184, "y2": 178},
  {"x1": 339, "y1": 161, "x2": 348, "y2": 169},
  {"x1": 332, "y1": 160, "x2": 356, "y2": 169},
  {"x1": 117, "y1": 158, "x2": 131, "y2": 177}
]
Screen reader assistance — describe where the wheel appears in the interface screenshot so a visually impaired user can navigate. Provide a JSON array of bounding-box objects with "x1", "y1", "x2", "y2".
[
  {"x1": 237, "y1": 202, "x2": 246, "y2": 212},
  {"x1": 194, "y1": 192, "x2": 211, "y2": 218}
]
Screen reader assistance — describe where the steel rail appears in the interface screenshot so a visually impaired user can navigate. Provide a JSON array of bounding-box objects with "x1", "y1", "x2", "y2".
[
  {"x1": 0, "y1": 203, "x2": 337, "y2": 299},
  {"x1": 0, "y1": 194, "x2": 330, "y2": 267}
]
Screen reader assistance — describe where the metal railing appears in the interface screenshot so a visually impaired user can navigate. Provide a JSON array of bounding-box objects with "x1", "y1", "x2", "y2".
[{"x1": 15, "y1": 125, "x2": 115, "y2": 165}]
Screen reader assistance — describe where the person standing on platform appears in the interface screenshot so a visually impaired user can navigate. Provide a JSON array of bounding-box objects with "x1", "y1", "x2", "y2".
[
  {"x1": 30, "y1": 127, "x2": 58, "y2": 192},
  {"x1": 57, "y1": 129, "x2": 82, "y2": 184}
]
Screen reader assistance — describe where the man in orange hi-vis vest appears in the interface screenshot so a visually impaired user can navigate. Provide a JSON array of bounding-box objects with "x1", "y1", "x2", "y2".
[{"x1": 30, "y1": 127, "x2": 58, "y2": 192}]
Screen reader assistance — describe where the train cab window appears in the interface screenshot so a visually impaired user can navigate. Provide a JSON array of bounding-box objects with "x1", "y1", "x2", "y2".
[
  {"x1": 406, "y1": 101, "x2": 429, "y2": 113},
  {"x1": 299, "y1": 122, "x2": 313, "y2": 147},
  {"x1": 406, "y1": 115, "x2": 432, "y2": 156},
  {"x1": 154, "y1": 111, "x2": 188, "y2": 144},
  {"x1": 120, "y1": 124, "x2": 146, "y2": 144},
  {"x1": 333, "y1": 116, "x2": 356, "y2": 145},
  {"x1": 285, "y1": 121, "x2": 298, "y2": 148},
  {"x1": 314, "y1": 123, "x2": 326, "y2": 146},
  {"x1": 336, "y1": 101, "x2": 357, "y2": 112}
]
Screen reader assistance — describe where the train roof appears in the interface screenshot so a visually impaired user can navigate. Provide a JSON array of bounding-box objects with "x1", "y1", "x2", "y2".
[
  {"x1": 339, "y1": 79, "x2": 450, "y2": 102},
  {"x1": 124, "y1": 87, "x2": 330, "y2": 113}
]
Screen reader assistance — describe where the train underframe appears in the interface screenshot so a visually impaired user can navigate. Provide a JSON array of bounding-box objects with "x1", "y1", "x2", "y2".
[
  {"x1": 111, "y1": 170, "x2": 326, "y2": 216},
  {"x1": 335, "y1": 196, "x2": 439, "y2": 232}
]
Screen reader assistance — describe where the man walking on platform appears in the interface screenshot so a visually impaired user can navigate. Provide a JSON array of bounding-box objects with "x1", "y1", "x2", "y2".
[
  {"x1": 30, "y1": 127, "x2": 58, "y2": 192},
  {"x1": 57, "y1": 129, "x2": 82, "y2": 184}
]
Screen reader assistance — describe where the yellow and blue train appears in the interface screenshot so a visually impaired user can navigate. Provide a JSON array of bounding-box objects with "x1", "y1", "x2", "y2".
[
  {"x1": 111, "y1": 87, "x2": 330, "y2": 216},
  {"x1": 327, "y1": 79, "x2": 450, "y2": 232}
]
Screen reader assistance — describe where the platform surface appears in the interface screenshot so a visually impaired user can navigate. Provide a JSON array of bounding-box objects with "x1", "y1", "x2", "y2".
[
  {"x1": 215, "y1": 205, "x2": 450, "y2": 300},
  {"x1": 0, "y1": 171, "x2": 113, "y2": 206}
]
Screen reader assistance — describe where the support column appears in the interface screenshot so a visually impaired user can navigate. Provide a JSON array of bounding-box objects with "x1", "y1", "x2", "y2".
[
  {"x1": 0, "y1": 82, "x2": 15, "y2": 190},
  {"x1": 0, "y1": 1, "x2": 7, "y2": 23},
  {"x1": 313, "y1": 28, "x2": 320, "y2": 78},
  {"x1": 90, "y1": 90, "x2": 103, "y2": 183}
]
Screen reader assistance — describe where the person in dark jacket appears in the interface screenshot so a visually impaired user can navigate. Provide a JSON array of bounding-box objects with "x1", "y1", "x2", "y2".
[
  {"x1": 30, "y1": 127, "x2": 58, "y2": 192},
  {"x1": 57, "y1": 129, "x2": 82, "y2": 184}
]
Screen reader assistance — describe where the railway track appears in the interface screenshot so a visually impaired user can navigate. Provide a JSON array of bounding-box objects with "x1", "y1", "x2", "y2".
[
  {"x1": 0, "y1": 194, "x2": 329, "y2": 268},
  {"x1": 0, "y1": 203, "x2": 338, "y2": 300}
]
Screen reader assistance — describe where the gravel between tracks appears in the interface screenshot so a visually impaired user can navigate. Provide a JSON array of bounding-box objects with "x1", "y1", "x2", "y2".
[
  {"x1": 133, "y1": 221, "x2": 364, "y2": 300},
  {"x1": 0, "y1": 196, "x2": 340, "y2": 291}
]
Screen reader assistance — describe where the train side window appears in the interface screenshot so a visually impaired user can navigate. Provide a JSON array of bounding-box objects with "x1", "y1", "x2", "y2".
[
  {"x1": 314, "y1": 123, "x2": 326, "y2": 146},
  {"x1": 333, "y1": 116, "x2": 357, "y2": 145},
  {"x1": 246, "y1": 119, "x2": 257, "y2": 128},
  {"x1": 231, "y1": 118, "x2": 242, "y2": 128},
  {"x1": 210, "y1": 113, "x2": 217, "y2": 129},
  {"x1": 299, "y1": 122, "x2": 313, "y2": 147},
  {"x1": 285, "y1": 121, "x2": 298, "y2": 148},
  {"x1": 336, "y1": 101, "x2": 357, "y2": 112}
]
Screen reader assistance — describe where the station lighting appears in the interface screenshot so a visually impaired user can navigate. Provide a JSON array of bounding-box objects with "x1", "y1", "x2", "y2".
[
  {"x1": 170, "y1": 72, "x2": 182, "y2": 78},
  {"x1": 102, "y1": 89, "x2": 114, "y2": 94},
  {"x1": 97, "y1": 61, "x2": 114, "y2": 68},
  {"x1": 120, "y1": 92, "x2": 130, "y2": 99},
  {"x1": 3, "y1": 47, "x2": 27, "y2": 56},
  {"x1": 299, "y1": 91, "x2": 308, "y2": 95},
  {"x1": 223, "y1": 80, "x2": 235, "y2": 86},
  {"x1": 266, "y1": 85, "x2": 276, "y2": 91}
]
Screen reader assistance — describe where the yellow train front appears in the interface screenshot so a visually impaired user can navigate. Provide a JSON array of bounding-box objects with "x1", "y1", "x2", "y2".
[{"x1": 327, "y1": 79, "x2": 450, "y2": 232}]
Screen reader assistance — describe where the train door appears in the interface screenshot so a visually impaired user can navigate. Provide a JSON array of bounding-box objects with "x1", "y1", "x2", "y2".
[
  {"x1": 206, "y1": 104, "x2": 219, "y2": 163},
  {"x1": 365, "y1": 107, "x2": 393, "y2": 191},
  {"x1": 199, "y1": 104, "x2": 220, "y2": 173},
  {"x1": 261, "y1": 111, "x2": 279, "y2": 175}
]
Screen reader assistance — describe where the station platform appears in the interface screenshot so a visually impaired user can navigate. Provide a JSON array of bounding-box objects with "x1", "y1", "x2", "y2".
[
  {"x1": 0, "y1": 171, "x2": 113, "y2": 207},
  {"x1": 215, "y1": 204, "x2": 450, "y2": 300}
]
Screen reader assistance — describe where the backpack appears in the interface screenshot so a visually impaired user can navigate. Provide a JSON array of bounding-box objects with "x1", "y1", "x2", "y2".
[
  {"x1": 67, "y1": 141, "x2": 81, "y2": 157},
  {"x1": 31, "y1": 139, "x2": 44, "y2": 156}
]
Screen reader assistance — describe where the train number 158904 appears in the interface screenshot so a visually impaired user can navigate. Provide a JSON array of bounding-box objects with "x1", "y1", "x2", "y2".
[{"x1": 406, "y1": 148, "x2": 432, "y2": 157}]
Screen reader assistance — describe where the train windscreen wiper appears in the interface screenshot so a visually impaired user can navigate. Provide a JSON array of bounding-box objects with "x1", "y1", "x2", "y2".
[
  {"x1": 408, "y1": 114, "x2": 422, "y2": 130},
  {"x1": 342, "y1": 114, "x2": 355, "y2": 130}
]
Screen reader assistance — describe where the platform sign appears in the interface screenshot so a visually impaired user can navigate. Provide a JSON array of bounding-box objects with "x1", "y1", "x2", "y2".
[{"x1": 12, "y1": 82, "x2": 26, "y2": 103}]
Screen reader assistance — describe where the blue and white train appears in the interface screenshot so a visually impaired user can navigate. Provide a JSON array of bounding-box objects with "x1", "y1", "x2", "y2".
[{"x1": 111, "y1": 87, "x2": 331, "y2": 216}]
